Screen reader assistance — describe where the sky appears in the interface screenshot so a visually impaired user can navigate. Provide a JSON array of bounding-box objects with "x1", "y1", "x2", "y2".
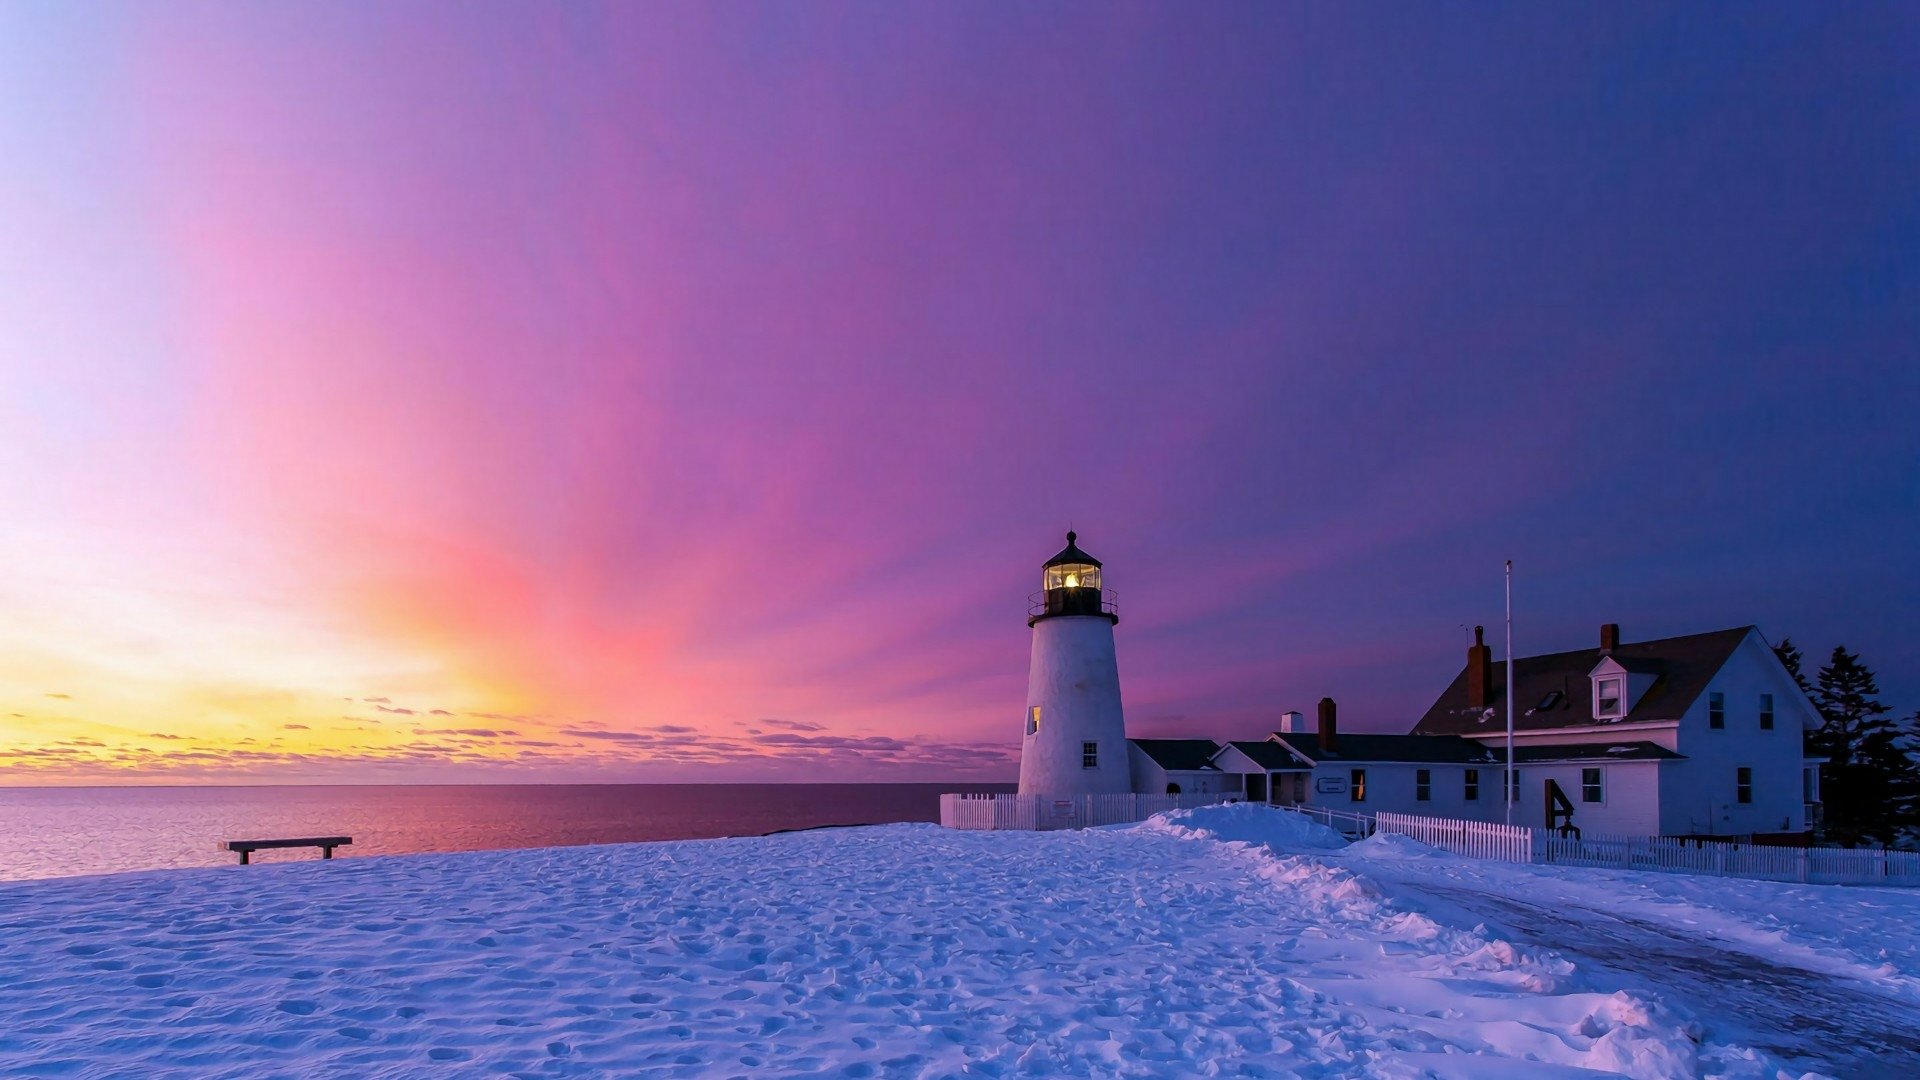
[{"x1": 1, "y1": 3, "x2": 1915, "y2": 785}]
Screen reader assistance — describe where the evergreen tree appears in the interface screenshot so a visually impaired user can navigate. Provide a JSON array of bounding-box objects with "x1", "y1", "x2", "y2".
[
  {"x1": 1808, "y1": 646, "x2": 1920, "y2": 847},
  {"x1": 1773, "y1": 638, "x2": 1811, "y2": 694}
]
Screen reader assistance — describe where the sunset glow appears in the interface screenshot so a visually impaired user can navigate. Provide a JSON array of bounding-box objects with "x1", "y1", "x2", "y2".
[{"x1": 2, "y1": 4, "x2": 1914, "y2": 783}]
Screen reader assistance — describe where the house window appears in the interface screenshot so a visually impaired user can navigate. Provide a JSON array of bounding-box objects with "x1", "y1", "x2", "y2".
[
  {"x1": 1464, "y1": 769, "x2": 1479, "y2": 801},
  {"x1": 1292, "y1": 774, "x2": 1306, "y2": 802},
  {"x1": 1081, "y1": 741, "x2": 1098, "y2": 769},
  {"x1": 1166, "y1": 782, "x2": 1181, "y2": 795},
  {"x1": 1581, "y1": 767, "x2": 1603, "y2": 803},
  {"x1": 1759, "y1": 693, "x2": 1774, "y2": 731},
  {"x1": 1027, "y1": 706, "x2": 1041, "y2": 735},
  {"x1": 1350, "y1": 769, "x2": 1367, "y2": 803},
  {"x1": 1415, "y1": 769, "x2": 1431, "y2": 802},
  {"x1": 1736, "y1": 766, "x2": 1752, "y2": 804},
  {"x1": 1595, "y1": 677, "x2": 1623, "y2": 718},
  {"x1": 1709, "y1": 691, "x2": 1725, "y2": 729},
  {"x1": 1505, "y1": 768, "x2": 1521, "y2": 801}
]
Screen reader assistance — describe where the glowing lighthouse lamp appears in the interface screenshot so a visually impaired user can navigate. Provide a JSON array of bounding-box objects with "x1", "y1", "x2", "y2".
[{"x1": 1017, "y1": 531, "x2": 1131, "y2": 796}]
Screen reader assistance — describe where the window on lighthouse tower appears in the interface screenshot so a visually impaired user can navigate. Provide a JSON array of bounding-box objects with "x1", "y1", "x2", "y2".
[{"x1": 1045, "y1": 563, "x2": 1101, "y2": 592}]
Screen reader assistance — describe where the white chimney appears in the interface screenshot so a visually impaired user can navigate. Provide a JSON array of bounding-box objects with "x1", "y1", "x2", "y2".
[{"x1": 1278, "y1": 710, "x2": 1307, "y2": 733}]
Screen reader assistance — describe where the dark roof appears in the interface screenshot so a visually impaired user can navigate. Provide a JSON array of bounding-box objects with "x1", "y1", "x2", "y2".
[
  {"x1": 1273, "y1": 732, "x2": 1501, "y2": 765},
  {"x1": 1128, "y1": 739, "x2": 1222, "y2": 771},
  {"x1": 1043, "y1": 530, "x2": 1101, "y2": 568},
  {"x1": 1510, "y1": 741, "x2": 1684, "y2": 763},
  {"x1": 1412, "y1": 626, "x2": 1755, "y2": 737},
  {"x1": 1219, "y1": 740, "x2": 1306, "y2": 770}
]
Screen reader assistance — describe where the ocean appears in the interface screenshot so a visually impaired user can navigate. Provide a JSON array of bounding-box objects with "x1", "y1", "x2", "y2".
[{"x1": 0, "y1": 782, "x2": 1017, "y2": 881}]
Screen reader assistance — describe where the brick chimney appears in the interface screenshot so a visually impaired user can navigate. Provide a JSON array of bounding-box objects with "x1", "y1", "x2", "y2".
[
  {"x1": 1317, "y1": 697, "x2": 1337, "y2": 751},
  {"x1": 1600, "y1": 623, "x2": 1621, "y2": 653},
  {"x1": 1466, "y1": 625, "x2": 1494, "y2": 709}
]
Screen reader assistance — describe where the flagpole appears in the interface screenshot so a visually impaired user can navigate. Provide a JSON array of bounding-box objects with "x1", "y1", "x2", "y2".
[{"x1": 1505, "y1": 559, "x2": 1515, "y2": 827}]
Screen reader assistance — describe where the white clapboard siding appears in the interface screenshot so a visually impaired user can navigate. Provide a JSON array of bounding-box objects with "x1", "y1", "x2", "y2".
[
  {"x1": 1375, "y1": 811, "x2": 1535, "y2": 863},
  {"x1": 938, "y1": 792, "x2": 1236, "y2": 831}
]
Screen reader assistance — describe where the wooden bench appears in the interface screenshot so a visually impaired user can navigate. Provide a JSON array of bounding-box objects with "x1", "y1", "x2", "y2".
[{"x1": 223, "y1": 836, "x2": 353, "y2": 865}]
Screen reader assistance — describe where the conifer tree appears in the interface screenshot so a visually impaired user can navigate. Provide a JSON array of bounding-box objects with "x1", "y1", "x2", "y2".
[
  {"x1": 1808, "y1": 646, "x2": 1920, "y2": 847},
  {"x1": 1773, "y1": 638, "x2": 1811, "y2": 694}
]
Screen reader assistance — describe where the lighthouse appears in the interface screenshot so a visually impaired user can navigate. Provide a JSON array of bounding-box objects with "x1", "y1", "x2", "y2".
[{"x1": 1018, "y1": 531, "x2": 1132, "y2": 795}]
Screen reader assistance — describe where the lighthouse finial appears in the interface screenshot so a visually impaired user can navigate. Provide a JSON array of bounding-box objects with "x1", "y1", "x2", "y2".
[{"x1": 1066, "y1": 529, "x2": 1076, "y2": 545}]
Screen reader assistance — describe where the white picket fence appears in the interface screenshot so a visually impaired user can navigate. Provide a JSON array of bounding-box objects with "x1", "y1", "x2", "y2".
[
  {"x1": 1375, "y1": 811, "x2": 1535, "y2": 863},
  {"x1": 1539, "y1": 832, "x2": 1920, "y2": 886},
  {"x1": 939, "y1": 792, "x2": 1238, "y2": 831},
  {"x1": 1371, "y1": 809, "x2": 1920, "y2": 886}
]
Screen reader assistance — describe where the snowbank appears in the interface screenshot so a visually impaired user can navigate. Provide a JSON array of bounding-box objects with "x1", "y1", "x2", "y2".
[
  {"x1": 1347, "y1": 831, "x2": 1454, "y2": 860},
  {"x1": 0, "y1": 821, "x2": 1803, "y2": 1078},
  {"x1": 1136, "y1": 800, "x2": 1350, "y2": 851}
]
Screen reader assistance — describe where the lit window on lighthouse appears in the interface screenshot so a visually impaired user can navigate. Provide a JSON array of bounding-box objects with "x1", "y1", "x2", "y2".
[
  {"x1": 1027, "y1": 706, "x2": 1041, "y2": 735},
  {"x1": 1044, "y1": 563, "x2": 1101, "y2": 592}
]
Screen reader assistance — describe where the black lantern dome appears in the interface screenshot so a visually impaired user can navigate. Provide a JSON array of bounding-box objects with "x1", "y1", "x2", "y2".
[{"x1": 1030, "y1": 530, "x2": 1118, "y2": 625}]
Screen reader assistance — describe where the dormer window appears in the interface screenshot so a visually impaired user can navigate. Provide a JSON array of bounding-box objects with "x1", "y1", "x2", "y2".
[{"x1": 1594, "y1": 677, "x2": 1624, "y2": 719}]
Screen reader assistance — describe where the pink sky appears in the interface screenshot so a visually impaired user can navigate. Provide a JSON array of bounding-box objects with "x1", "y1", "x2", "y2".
[{"x1": 2, "y1": 5, "x2": 1914, "y2": 783}]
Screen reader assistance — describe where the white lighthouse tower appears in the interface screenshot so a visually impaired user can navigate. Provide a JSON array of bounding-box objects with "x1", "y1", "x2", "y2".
[{"x1": 1018, "y1": 531, "x2": 1132, "y2": 795}]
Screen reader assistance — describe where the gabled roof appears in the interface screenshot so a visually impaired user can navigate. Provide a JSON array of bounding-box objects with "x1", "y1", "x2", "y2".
[
  {"x1": 1510, "y1": 741, "x2": 1684, "y2": 763},
  {"x1": 1596, "y1": 656, "x2": 1665, "y2": 676},
  {"x1": 1413, "y1": 626, "x2": 1754, "y2": 737},
  {"x1": 1128, "y1": 738, "x2": 1222, "y2": 772},
  {"x1": 1219, "y1": 740, "x2": 1305, "y2": 770},
  {"x1": 1272, "y1": 732, "x2": 1501, "y2": 765}
]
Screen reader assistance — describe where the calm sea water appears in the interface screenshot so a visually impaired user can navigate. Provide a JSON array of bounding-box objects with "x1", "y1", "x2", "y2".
[{"x1": 0, "y1": 783, "x2": 1016, "y2": 882}]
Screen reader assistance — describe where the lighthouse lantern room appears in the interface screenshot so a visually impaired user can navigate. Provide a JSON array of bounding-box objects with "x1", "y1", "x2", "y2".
[{"x1": 1018, "y1": 531, "x2": 1132, "y2": 796}]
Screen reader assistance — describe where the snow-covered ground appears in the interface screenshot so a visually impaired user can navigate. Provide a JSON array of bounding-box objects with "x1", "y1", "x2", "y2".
[
  {"x1": 1340, "y1": 832, "x2": 1920, "y2": 1077},
  {"x1": 0, "y1": 805, "x2": 1908, "y2": 1078}
]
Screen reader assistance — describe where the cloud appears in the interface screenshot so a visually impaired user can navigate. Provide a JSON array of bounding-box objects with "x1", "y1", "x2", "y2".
[
  {"x1": 759, "y1": 719, "x2": 825, "y2": 732},
  {"x1": 414, "y1": 727, "x2": 516, "y2": 738},
  {"x1": 376, "y1": 704, "x2": 417, "y2": 715},
  {"x1": 44, "y1": 692, "x2": 71, "y2": 700},
  {"x1": 282, "y1": 723, "x2": 310, "y2": 730},
  {"x1": 752, "y1": 733, "x2": 909, "y2": 751},
  {"x1": 652, "y1": 724, "x2": 695, "y2": 734},
  {"x1": 428, "y1": 709, "x2": 453, "y2": 716},
  {"x1": 559, "y1": 728, "x2": 648, "y2": 742}
]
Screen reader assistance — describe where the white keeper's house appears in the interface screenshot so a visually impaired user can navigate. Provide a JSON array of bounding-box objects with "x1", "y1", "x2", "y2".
[
  {"x1": 1405, "y1": 622, "x2": 1823, "y2": 841},
  {"x1": 1127, "y1": 624, "x2": 1824, "y2": 842}
]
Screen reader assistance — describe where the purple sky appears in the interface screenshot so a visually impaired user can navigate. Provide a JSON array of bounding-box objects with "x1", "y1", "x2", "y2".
[{"x1": 1, "y1": 3, "x2": 1915, "y2": 781}]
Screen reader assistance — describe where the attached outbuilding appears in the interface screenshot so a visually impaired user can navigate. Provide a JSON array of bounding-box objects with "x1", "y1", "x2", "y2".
[{"x1": 1127, "y1": 739, "x2": 1240, "y2": 796}]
